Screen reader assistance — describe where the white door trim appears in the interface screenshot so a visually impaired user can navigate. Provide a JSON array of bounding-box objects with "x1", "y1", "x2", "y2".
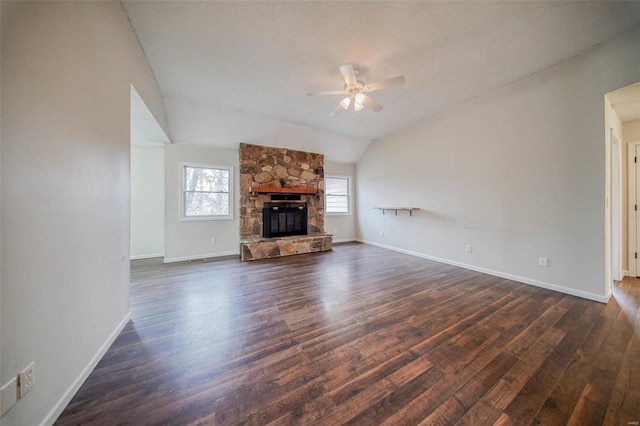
[
  {"x1": 628, "y1": 141, "x2": 640, "y2": 277},
  {"x1": 611, "y1": 130, "x2": 622, "y2": 282}
]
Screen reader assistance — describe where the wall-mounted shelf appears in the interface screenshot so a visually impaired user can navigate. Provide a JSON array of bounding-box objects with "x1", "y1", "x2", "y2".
[
  {"x1": 374, "y1": 207, "x2": 420, "y2": 216},
  {"x1": 250, "y1": 186, "x2": 318, "y2": 195}
]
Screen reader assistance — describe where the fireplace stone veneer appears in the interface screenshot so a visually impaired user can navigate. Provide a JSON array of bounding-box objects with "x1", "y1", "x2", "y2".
[
  {"x1": 239, "y1": 143, "x2": 332, "y2": 260},
  {"x1": 241, "y1": 234, "x2": 332, "y2": 261}
]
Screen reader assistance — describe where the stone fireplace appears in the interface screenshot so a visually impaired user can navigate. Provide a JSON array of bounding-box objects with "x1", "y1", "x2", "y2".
[{"x1": 239, "y1": 143, "x2": 332, "y2": 260}]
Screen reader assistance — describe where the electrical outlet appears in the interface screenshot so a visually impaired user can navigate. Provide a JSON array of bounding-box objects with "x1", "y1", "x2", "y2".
[
  {"x1": 466, "y1": 245, "x2": 473, "y2": 253},
  {"x1": 380, "y1": 231, "x2": 384, "y2": 237},
  {"x1": 210, "y1": 237, "x2": 216, "y2": 244},
  {"x1": 538, "y1": 257, "x2": 548, "y2": 267},
  {"x1": 18, "y1": 362, "x2": 35, "y2": 398}
]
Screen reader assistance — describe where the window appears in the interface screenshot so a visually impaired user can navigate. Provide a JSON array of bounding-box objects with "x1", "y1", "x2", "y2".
[
  {"x1": 181, "y1": 163, "x2": 233, "y2": 220},
  {"x1": 325, "y1": 176, "x2": 351, "y2": 214}
]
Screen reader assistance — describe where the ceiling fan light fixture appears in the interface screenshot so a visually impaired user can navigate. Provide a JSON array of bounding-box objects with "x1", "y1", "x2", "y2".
[{"x1": 310, "y1": 64, "x2": 405, "y2": 116}]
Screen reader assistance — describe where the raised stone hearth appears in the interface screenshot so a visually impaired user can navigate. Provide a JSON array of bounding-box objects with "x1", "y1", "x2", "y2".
[
  {"x1": 239, "y1": 143, "x2": 332, "y2": 260},
  {"x1": 241, "y1": 233, "x2": 332, "y2": 261}
]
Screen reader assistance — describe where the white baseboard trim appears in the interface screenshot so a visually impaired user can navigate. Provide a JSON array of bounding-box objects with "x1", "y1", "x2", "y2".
[
  {"x1": 163, "y1": 251, "x2": 240, "y2": 264},
  {"x1": 40, "y1": 312, "x2": 131, "y2": 426},
  {"x1": 358, "y1": 239, "x2": 608, "y2": 304},
  {"x1": 130, "y1": 253, "x2": 164, "y2": 260},
  {"x1": 623, "y1": 270, "x2": 629, "y2": 277}
]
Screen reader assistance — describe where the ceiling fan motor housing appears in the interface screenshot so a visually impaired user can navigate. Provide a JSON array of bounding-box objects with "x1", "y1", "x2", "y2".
[{"x1": 345, "y1": 81, "x2": 365, "y2": 97}]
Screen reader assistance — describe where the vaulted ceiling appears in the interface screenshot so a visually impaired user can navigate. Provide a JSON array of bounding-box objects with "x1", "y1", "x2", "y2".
[{"x1": 123, "y1": 1, "x2": 640, "y2": 161}]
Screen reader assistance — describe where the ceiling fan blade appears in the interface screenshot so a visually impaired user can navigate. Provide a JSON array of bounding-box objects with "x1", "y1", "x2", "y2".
[
  {"x1": 339, "y1": 64, "x2": 357, "y2": 86},
  {"x1": 362, "y1": 94, "x2": 383, "y2": 112},
  {"x1": 363, "y1": 76, "x2": 405, "y2": 92},
  {"x1": 329, "y1": 103, "x2": 344, "y2": 117},
  {"x1": 307, "y1": 90, "x2": 349, "y2": 96}
]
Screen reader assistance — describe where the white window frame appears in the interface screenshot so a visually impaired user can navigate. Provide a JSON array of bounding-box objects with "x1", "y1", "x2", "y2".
[
  {"x1": 325, "y1": 175, "x2": 352, "y2": 216},
  {"x1": 180, "y1": 162, "x2": 234, "y2": 221}
]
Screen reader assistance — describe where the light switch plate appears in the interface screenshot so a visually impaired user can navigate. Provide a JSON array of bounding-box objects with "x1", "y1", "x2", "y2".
[{"x1": 19, "y1": 362, "x2": 35, "y2": 398}]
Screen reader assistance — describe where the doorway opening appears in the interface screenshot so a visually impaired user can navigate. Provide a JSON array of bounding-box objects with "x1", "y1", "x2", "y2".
[
  {"x1": 130, "y1": 85, "x2": 171, "y2": 261},
  {"x1": 604, "y1": 82, "x2": 640, "y2": 298}
]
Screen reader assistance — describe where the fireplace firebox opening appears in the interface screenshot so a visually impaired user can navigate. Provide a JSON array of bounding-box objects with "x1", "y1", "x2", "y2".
[{"x1": 263, "y1": 202, "x2": 308, "y2": 238}]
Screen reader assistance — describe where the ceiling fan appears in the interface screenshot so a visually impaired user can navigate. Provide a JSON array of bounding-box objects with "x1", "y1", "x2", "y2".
[{"x1": 308, "y1": 64, "x2": 405, "y2": 116}]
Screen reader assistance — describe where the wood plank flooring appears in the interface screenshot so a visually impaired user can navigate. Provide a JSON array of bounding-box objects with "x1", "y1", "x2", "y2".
[{"x1": 55, "y1": 243, "x2": 640, "y2": 425}]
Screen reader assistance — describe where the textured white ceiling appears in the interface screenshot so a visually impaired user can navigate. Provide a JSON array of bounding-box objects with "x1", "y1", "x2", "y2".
[{"x1": 123, "y1": 1, "x2": 640, "y2": 159}]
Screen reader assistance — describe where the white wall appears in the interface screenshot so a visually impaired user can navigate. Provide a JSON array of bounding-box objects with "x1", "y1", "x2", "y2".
[
  {"x1": 1, "y1": 2, "x2": 168, "y2": 425},
  {"x1": 0, "y1": 4, "x2": 3, "y2": 423},
  {"x1": 131, "y1": 145, "x2": 165, "y2": 259},
  {"x1": 325, "y1": 161, "x2": 357, "y2": 242},
  {"x1": 164, "y1": 144, "x2": 239, "y2": 262},
  {"x1": 624, "y1": 119, "x2": 640, "y2": 143},
  {"x1": 165, "y1": 96, "x2": 372, "y2": 164},
  {"x1": 356, "y1": 28, "x2": 640, "y2": 302},
  {"x1": 163, "y1": 148, "x2": 356, "y2": 259}
]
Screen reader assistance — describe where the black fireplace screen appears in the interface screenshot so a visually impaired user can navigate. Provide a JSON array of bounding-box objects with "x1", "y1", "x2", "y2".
[{"x1": 263, "y1": 203, "x2": 308, "y2": 238}]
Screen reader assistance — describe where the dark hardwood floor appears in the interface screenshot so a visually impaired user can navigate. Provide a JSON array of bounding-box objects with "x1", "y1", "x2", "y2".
[{"x1": 56, "y1": 243, "x2": 640, "y2": 425}]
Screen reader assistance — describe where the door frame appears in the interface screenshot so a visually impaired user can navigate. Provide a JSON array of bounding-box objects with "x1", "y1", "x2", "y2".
[
  {"x1": 611, "y1": 130, "x2": 622, "y2": 282},
  {"x1": 628, "y1": 141, "x2": 640, "y2": 277}
]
